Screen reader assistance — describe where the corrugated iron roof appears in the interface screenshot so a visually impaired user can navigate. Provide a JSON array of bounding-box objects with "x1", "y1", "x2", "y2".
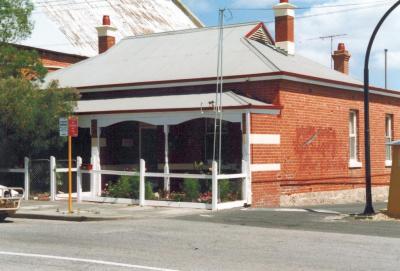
[
  {"x1": 24, "y1": 0, "x2": 200, "y2": 56},
  {"x1": 45, "y1": 22, "x2": 362, "y2": 89},
  {"x1": 75, "y1": 91, "x2": 273, "y2": 114}
]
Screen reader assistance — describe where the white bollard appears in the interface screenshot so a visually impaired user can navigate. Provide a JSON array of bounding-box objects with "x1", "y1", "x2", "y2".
[
  {"x1": 50, "y1": 156, "x2": 56, "y2": 201},
  {"x1": 212, "y1": 161, "x2": 218, "y2": 211},
  {"x1": 24, "y1": 157, "x2": 30, "y2": 201},
  {"x1": 76, "y1": 156, "x2": 82, "y2": 203},
  {"x1": 139, "y1": 159, "x2": 146, "y2": 207}
]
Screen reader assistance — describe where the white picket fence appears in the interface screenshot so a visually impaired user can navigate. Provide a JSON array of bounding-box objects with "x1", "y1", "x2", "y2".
[
  {"x1": 0, "y1": 157, "x2": 249, "y2": 211},
  {"x1": 0, "y1": 157, "x2": 30, "y2": 200}
]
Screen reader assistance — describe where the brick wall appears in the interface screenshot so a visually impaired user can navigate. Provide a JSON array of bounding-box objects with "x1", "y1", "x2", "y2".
[
  {"x1": 39, "y1": 50, "x2": 86, "y2": 71},
  {"x1": 250, "y1": 79, "x2": 399, "y2": 207}
]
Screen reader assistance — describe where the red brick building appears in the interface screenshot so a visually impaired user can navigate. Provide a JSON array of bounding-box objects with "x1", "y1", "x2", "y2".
[
  {"x1": 14, "y1": 44, "x2": 87, "y2": 72},
  {"x1": 44, "y1": 0, "x2": 398, "y2": 207}
]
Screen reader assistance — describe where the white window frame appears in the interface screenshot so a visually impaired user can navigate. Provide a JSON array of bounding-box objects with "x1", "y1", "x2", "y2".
[
  {"x1": 349, "y1": 110, "x2": 362, "y2": 168},
  {"x1": 385, "y1": 114, "x2": 393, "y2": 167}
]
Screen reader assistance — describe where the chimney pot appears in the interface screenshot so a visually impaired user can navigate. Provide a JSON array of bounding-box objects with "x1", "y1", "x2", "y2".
[
  {"x1": 96, "y1": 15, "x2": 117, "y2": 54},
  {"x1": 103, "y1": 15, "x2": 111, "y2": 26},
  {"x1": 280, "y1": 0, "x2": 289, "y2": 2},
  {"x1": 332, "y1": 42, "x2": 351, "y2": 75},
  {"x1": 338, "y1": 43, "x2": 346, "y2": 51}
]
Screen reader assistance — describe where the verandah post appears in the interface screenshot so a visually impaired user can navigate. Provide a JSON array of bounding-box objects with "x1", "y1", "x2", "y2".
[
  {"x1": 50, "y1": 156, "x2": 56, "y2": 201},
  {"x1": 212, "y1": 161, "x2": 218, "y2": 211},
  {"x1": 163, "y1": 125, "x2": 170, "y2": 193},
  {"x1": 24, "y1": 157, "x2": 30, "y2": 201},
  {"x1": 76, "y1": 156, "x2": 82, "y2": 203},
  {"x1": 139, "y1": 159, "x2": 146, "y2": 207}
]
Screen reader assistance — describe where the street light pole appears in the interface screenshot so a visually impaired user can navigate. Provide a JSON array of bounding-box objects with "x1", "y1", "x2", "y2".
[
  {"x1": 363, "y1": 0, "x2": 400, "y2": 215},
  {"x1": 385, "y1": 49, "x2": 388, "y2": 89}
]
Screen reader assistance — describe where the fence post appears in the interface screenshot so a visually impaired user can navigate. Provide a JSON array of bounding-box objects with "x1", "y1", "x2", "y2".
[
  {"x1": 90, "y1": 157, "x2": 95, "y2": 198},
  {"x1": 212, "y1": 161, "x2": 218, "y2": 211},
  {"x1": 139, "y1": 159, "x2": 145, "y2": 207},
  {"x1": 242, "y1": 160, "x2": 248, "y2": 203},
  {"x1": 50, "y1": 156, "x2": 56, "y2": 201},
  {"x1": 24, "y1": 157, "x2": 30, "y2": 201},
  {"x1": 76, "y1": 156, "x2": 82, "y2": 203}
]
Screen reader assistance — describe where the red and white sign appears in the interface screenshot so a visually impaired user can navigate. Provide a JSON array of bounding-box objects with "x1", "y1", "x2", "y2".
[{"x1": 68, "y1": 117, "x2": 79, "y2": 137}]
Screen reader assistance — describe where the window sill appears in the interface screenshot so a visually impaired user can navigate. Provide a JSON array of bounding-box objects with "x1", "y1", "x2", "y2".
[
  {"x1": 349, "y1": 160, "x2": 362, "y2": 169},
  {"x1": 385, "y1": 160, "x2": 392, "y2": 167}
]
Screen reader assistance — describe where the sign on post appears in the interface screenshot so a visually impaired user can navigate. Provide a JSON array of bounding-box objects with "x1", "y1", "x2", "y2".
[
  {"x1": 68, "y1": 117, "x2": 79, "y2": 137},
  {"x1": 59, "y1": 118, "x2": 68, "y2": 137}
]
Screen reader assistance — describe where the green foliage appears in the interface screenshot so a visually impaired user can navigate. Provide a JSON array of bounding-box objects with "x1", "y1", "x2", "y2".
[
  {"x1": 219, "y1": 179, "x2": 242, "y2": 202},
  {"x1": 106, "y1": 176, "x2": 154, "y2": 200},
  {"x1": 0, "y1": 0, "x2": 34, "y2": 43},
  {"x1": 107, "y1": 176, "x2": 139, "y2": 199},
  {"x1": 0, "y1": 79, "x2": 78, "y2": 167},
  {"x1": 183, "y1": 178, "x2": 200, "y2": 201},
  {"x1": 218, "y1": 179, "x2": 231, "y2": 202},
  {"x1": 145, "y1": 182, "x2": 154, "y2": 200},
  {"x1": 0, "y1": 44, "x2": 47, "y2": 80}
]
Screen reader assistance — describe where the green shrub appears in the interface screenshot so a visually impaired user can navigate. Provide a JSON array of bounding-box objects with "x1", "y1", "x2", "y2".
[
  {"x1": 183, "y1": 178, "x2": 200, "y2": 201},
  {"x1": 107, "y1": 176, "x2": 154, "y2": 200},
  {"x1": 107, "y1": 176, "x2": 139, "y2": 199},
  {"x1": 145, "y1": 181, "x2": 154, "y2": 200},
  {"x1": 218, "y1": 179, "x2": 230, "y2": 202}
]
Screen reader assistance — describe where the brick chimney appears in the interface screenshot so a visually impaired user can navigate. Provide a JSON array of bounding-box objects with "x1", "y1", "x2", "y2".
[
  {"x1": 332, "y1": 43, "x2": 351, "y2": 74},
  {"x1": 273, "y1": 0, "x2": 296, "y2": 55},
  {"x1": 96, "y1": 15, "x2": 117, "y2": 54}
]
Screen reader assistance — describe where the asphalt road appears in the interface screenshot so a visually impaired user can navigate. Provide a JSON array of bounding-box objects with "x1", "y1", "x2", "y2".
[{"x1": 1, "y1": 203, "x2": 400, "y2": 271}]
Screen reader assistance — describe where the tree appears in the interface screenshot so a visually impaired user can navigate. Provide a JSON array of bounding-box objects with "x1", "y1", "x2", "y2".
[
  {"x1": 0, "y1": 0, "x2": 79, "y2": 167},
  {"x1": 0, "y1": 0, "x2": 47, "y2": 80}
]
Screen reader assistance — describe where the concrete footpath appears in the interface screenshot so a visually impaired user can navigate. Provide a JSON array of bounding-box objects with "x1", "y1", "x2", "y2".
[{"x1": 13, "y1": 200, "x2": 206, "y2": 221}]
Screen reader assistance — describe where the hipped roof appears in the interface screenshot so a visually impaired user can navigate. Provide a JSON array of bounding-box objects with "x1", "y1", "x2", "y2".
[{"x1": 45, "y1": 22, "x2": 362, "y2": 89}]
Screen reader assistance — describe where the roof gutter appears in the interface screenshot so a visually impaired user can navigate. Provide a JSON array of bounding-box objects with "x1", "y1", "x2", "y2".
[{"x1": 76, "y1": 72, "x2": 400, "y2": 99}]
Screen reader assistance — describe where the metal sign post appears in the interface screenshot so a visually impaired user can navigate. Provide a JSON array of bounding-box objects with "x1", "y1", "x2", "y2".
[
  {"x1": 60, "y1": 117, "x2": 78, "y2": 214},
  {"x1": 67, "y1": 117, "x2": 78, "y2": 214}
]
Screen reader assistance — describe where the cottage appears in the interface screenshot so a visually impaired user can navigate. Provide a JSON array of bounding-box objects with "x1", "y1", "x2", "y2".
[{"x1": 45, "y1": 0, "x2": 399, "y2": 207}]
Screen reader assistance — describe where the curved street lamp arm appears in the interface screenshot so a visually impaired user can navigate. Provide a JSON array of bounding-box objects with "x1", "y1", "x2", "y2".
[{"x1": 363, "y1": 0, "x2": 400, "y2": 215}]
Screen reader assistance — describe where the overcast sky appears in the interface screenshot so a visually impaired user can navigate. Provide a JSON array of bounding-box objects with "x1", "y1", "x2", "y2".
[{"x1": 182, "y1": 0, "x2": 400, "y2": 90}]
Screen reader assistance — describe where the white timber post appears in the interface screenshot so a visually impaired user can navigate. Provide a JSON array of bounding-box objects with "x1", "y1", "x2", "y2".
[
  {"x1": 50, "y1": 156, "x2": 56, "y2": 201},
  {"x1": 163, "y1": 125, "x2": 170, "y2": 193},
  {"x1": 24, "y1": 157, "x2": 30, "y2": 201},
  {"x1": 139, "y1": 159, "x2": 145, "y2": 207},
  {"x1": 90, "y1": 156, "x2": 96, "y2": 198},
  {"x1": 76, "y1": 156, "x2": 82, "y2": 203},
  {"x1": 242, "y1": 160, "x2": 248, "y2": 202},
  {"x1": 90, "y1": 120, "x2": 102, "y2": 197},
  {"x1": 212, "y1": 161, "x2": 218, "y2": 211},
  {"x1": 245, "y1": 111, "x2": 252, "y2": 205}
]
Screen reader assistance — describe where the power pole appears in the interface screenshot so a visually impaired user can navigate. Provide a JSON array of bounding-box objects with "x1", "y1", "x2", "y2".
[
  {"x1": 385, "y1": 49, "x2": 388, "y2": 89},
  {"x1": 319, "y1": 34, "x2": 347, "y2": 68}
]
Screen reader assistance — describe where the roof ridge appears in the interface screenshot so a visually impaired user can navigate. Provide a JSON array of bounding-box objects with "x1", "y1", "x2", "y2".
[{"x1": 122, "y1": 21, "x2": 263, "y2": 41}]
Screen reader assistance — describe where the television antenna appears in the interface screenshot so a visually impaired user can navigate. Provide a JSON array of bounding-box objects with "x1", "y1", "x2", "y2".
[{"x1": 308, "y1": 34, "x2": 347, "y2": 68}]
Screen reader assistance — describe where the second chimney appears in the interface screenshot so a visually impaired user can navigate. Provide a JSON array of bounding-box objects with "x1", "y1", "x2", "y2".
[
  {"x1": 273, "y1": 0, "x2": 296, "y2": 55},
  {"x1": 96, "y1": 15, "x2": 117, "y2": 54},
  {"x1": 332, "y1": 43, "x2": 351, "y2": 75}
]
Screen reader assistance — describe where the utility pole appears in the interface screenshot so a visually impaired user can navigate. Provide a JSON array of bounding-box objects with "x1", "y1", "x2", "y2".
[
  {"x1": 385, "y1": 49, "x2": 388, "y2": 89},
  {"x1": 319, "y1": 34, "x2": 347, "y2": 68}
]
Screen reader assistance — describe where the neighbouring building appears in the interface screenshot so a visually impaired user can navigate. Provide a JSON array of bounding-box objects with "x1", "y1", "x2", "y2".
[
  {"x1": 44, "y1": 0, "x2": 399, "y2": 207},
  {"x1": 15, "y1": 0, "x2": 202, "y2": 72}
]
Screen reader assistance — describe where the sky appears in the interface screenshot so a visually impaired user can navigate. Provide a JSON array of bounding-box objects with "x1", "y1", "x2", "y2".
[{"x1": 181, "y1": 0, "x2": 400, "y2": 90}]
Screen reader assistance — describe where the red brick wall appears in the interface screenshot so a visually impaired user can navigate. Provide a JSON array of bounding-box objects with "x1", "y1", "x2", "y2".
[
  {"x1": 39, "y1": 51, "x2": 86, "y2": 71},
  {"x1": 250, "y1": 79, "x2": 399, "y2": 207}
]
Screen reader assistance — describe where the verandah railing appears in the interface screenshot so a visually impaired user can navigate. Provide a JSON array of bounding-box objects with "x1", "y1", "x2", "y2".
[
  {"x1": 79, "y1": 159, "x2": 249, "y2": 211},
  {"x1": 0, "y1": 157, "x2": 250, "y2": 210}
]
